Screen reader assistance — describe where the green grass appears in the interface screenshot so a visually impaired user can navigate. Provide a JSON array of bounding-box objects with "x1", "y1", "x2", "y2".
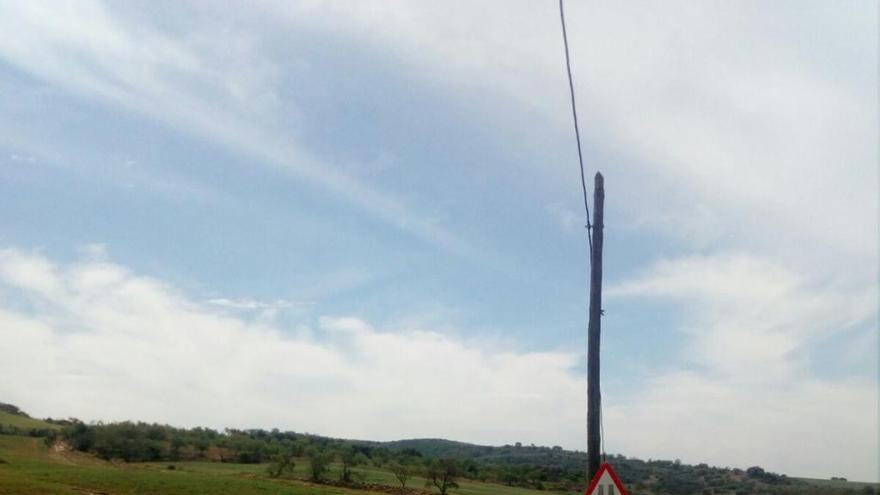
[
  {"x1": 0, "y1": 436, "x2": 368, "y2": 495},
  {"x1": 0, "y1": 411, "x2": 59, "y2": 431},
  {"x1": 286, "y1": 461, "x2": 580, "y2": 495},
  {"x1": 0, "y1": 435, "x2": 572, "y2": 495}
]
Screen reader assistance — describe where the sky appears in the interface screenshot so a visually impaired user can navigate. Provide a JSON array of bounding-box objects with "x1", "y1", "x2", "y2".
[{"x1": 0, "y1": 0, "x2": 877, "y2": 483}]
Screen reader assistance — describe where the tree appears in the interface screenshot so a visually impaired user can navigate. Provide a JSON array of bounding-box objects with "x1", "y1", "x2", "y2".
[
  {"x1": 425, "y1": 458, "x2": 460, "y2": 495},
  {"x1": 306, "y1": 447, "x2": 333, "y2": 482},
  {"x1": 500, "y1": 466, "x2": 519, "y2": 486},
  {"x1": 746, "y1": 466, "x2": 765, "y2": 479},
  {"x1": 266, "y1": 452, "x2": 295, "y2": 478},
  {"x1": 371, "y1": 447, "x2": 391, "y2": 467},
  {"x1": 339, "y1": 445, "x2": 365, "y2": 483},
  {"x1": 390, "y1": 462, "x2": 412, "y2": 489}
]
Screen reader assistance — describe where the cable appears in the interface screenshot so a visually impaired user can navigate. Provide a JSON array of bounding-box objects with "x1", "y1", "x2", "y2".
[{"x1": 559, "y1": 0, "x2": 593, "y2": 257}]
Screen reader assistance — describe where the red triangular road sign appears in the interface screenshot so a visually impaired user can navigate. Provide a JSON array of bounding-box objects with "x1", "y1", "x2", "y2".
[{"x1": 585, "y1": 463, "x2": 629, "y2": 495}]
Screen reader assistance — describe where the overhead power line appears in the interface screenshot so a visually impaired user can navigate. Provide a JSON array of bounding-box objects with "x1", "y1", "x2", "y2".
[{"x1": 558, "y1": 0, "x2": 593, "y2": 257}]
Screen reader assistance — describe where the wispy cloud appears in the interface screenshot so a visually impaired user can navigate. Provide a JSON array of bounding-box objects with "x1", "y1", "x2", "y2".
[
  {"x1": 1, "y1": 1, "x2": 873, "y2": 268},
  {"x1": 259, "y1": 0, "x2": 876, "y2": 262},
  {"x1": 0, "y1": 1, "x2": 479, "y2": 260},
  {"x1": 206, "y1": 297, "x2": 313, "y2": 323},
  {"x1": 207, "y1": 298, "x2": 306, "y2": 311},
  {"x1": 546, "y1": 202, "x2": 585, "y2": 234},
  {"x1": 9, "y1": 153, "x2": 37, "y2": 163}
]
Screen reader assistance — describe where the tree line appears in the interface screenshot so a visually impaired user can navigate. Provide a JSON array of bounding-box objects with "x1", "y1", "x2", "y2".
[
  {"x1": 48, "y1": 420, "x2": 467, "y2": 493},
  {"x1": 44, "y1": 420, "x2": 586, "y2": 490}
]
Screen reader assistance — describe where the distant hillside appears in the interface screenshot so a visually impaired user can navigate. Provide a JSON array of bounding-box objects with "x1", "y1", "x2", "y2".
[{"x1": 0, "y1": 403, "x2": 59, "y2": 433}]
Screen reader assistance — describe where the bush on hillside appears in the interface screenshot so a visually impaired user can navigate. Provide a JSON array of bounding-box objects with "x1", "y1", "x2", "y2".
[{"x1": 0, "y1": 402, "x2": 28, "y2": 417}]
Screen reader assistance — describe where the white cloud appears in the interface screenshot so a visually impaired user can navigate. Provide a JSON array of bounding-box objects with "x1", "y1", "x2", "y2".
[
  {"x1": 1, "y1": 248, "x2": 876, "y2": 480},
  {"x1": 607, "y1": 253, "x2": 878, "y2": 481},
  {"x1": 609, "y1": 253, "x2": 876, "y2": 377},
  {"x1": 0, "y1": 249, "x2": 584, "y2": 447},
  {"x1": 606, "y1": 372, "x2": 876, "y2": 483},
  {"x1": 0, "y1": 249, "x2": 62, "y2": 299}
]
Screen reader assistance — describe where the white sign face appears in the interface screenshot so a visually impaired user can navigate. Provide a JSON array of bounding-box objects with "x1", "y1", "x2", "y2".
[
  {"x1": 585, "y1": 463, "x2": 629, "y2": 495},
  {"x1": 591, "y1": 469, "x2": 619, "y2": 495}
]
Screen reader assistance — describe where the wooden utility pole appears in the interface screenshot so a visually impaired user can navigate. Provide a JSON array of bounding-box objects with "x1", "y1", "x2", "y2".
[{"x1": 587, "y1": 172, "x2": 605, "y2": 482}]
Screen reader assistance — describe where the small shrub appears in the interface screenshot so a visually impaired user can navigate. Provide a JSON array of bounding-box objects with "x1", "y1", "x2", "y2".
[
  {"x1": 266, "y1": 453, "x2": 295, "y2": 478},
  {"x1": 306, "y1": 448, "x2": 332, "y2": 481}
]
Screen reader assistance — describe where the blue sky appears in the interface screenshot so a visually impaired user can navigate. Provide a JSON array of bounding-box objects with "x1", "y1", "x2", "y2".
[{"x1": 0, "y1": 0, "x2": 876, "y2": 482}]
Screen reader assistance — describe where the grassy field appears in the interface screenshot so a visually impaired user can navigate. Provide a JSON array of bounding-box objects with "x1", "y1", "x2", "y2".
[
  {"x1": 2, "y1": 430, "x2": 875, "y2": 495},
  {"x1": 0, "y1": 435, "x2": 578, "y2": 495},
  {"x1": 0, "y1": 411, "x2": 60, "y2": 431}
]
